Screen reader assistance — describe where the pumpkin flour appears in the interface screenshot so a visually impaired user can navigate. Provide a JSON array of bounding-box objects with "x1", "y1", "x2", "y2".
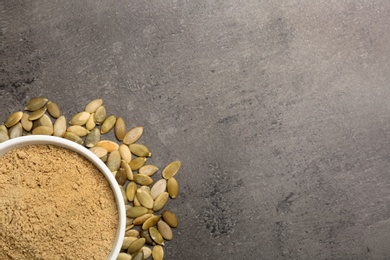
[{"x1": 0, "y1": 145, "x2": 118, "y2": 260}]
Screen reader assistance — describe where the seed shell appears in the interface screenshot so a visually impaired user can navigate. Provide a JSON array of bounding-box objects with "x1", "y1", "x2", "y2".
[
  {"x1": 101, "y1": 115, "x2": 116, "y2": 134},
  {"x1": 24, "y1": 97, "x2": 48, "y2": 111},
  {"x1": 32, "y1": 126, "x2": 54, "y2": 136},
  {"x1": 139, "y1": 165, "x2": 159, "y2": 177},
  {"x1": 157, "y1": 220, "x2": 173, "y2": 241},
  {"x1": 9, "y1": 123, "x2": 23, "y2": 138},
  {"x1": 150, "y1": 179, "x2": 167, "y2": 199},
  {"x1": 106, "y1": 150, "x2": 121, "y2": 172},
  {"x1": 85, "y1": 99, "x2": 103, "y2": 113},
  {"x1": 97, "y1": 140, "x2": 119, "y2": 152},
  {"x1": 53, "y1": 115, "x2": 67, "y2": 137},
  {"x1": 5, "y1": 111, "x2": 23, "y2": 128},
  {"x1": 94, "y1": 105, "x2": 106, "y2": 124},
  {"x1": 63, "y1": 132, "x2": 83, "y2": 144},
  {"x1": 149, "y1": 227, "x2": 164, "y2": 245},
  {"x1": 133, "y1": 173, "x2": 153, "y2": 186},
  {"x1": 129, "y1": 143, "x2": 152, "y2": 157},
  {"x1": 127, "y1": 238, "x2": 146, "y2": 254},
  {"x1": 167, "y1": 177, "x2": 179, "y2": 199},
  {"x1": 126, "y1": 206, "x2": 148, "y2": 218},
  {"x1": 136, "y1": 189, "x2": 154, "y2": 209},
  {"x1": 152, "y1": 245, "x2": 164, "y2": 260},
  {"x1": 129, "y1": 157, "x2": 147, "y2": 171},
  {"x1": 119, "y1": 144, "x2": 132, "y2": 164},
  {"x1": 123, "y1": 126, "x2": 144, "y2": 145},
  {"x1": 153, "y1": 192, "x2": 169, "y2": 211},
  {"x1": 21, "y1": 113, "x2": 33, "y2": 131},
  {"x1": 70, "y1": 111, "x2": 90, "y2": 125},
  {"x1": 162, "y1": 210, "x2": 178, "y2": 228},
  {"x1": 115, "y1": 116, "x2": 126, "y2": 141},
  {"x1": 47, "y1": 101, "x2": 61, "y2": 118},
  {"x1": 85, "y1": 127, "x2": 100, "y2": 147},
  {"x1": 162, "y1": 160, "x2": 181, "y2": 179}
]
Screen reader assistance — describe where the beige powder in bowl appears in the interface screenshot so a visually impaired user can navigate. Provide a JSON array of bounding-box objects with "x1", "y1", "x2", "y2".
[{"x1": 0, "y1": 144, "x2": 118, "y2": 260}]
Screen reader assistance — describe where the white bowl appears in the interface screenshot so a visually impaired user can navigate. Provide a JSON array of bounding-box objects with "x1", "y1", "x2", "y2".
[{"x1": 0, "y1": 135, "x2": 126, "y2": 260}]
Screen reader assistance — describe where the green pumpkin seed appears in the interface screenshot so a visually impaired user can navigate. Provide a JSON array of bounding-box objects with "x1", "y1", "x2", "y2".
[
  {"x1": 123, "y1": 126, "x2": 144, "y2": 145},
  {"x1": 70, "y1": 111, "x2": 90, "y2": 125},
  {"x1": 167, "y1": 177, "x2": 179, "y2": 199},
  {"x1": 149, "y1": 227, "x2": 164, "y2": 245},
  {"x1": 101, "y1": 115, "x2": 116, "y2": 134},
  {"x1": 0, "y1": 130, "x2": 9, "y2": 143},
  {"x1": 119, "y1": 144, "x2": 132, "y2": 164},
  {"x1": 129, "y1": 143, "x2": 151, "y2": 157},
  {"x1": 24, "y1": 97, "x2": 48, "y2": 111},
  {"x1": 141, "y1": 246, "x2": 152, "y2": 259},
  {"x1": 116, "y1": 252, "x2": 132, "y2": 260},
  {"x1": 153, "y1": 192, "x2": 169, "y2": 211},
  {"x1": 126, "y1": 206, "x2": 148, "y2": 218},
  {"x1": 157, "y1": 220, "x2": 173, "y2": 240},
  {"x1": 141, "y1": 229, "x2": 155, "y2": 245},
  {"x1": 152, "y1": 245, "x2": 164, "y2": 260},
  {"x1": 129, "y1": 157, "x2": 146, "y2": 171},
  {"x1": 5, "y1": 111, "x2": 23, "y2": 128},
  {"x1": 94, "y1": 105, "x2": 106, "y2": 124},
  {"x1": 133, "y1": 213, "x2": 152, "y2": 226},
  {"x1": 53, "y1": 115, "x2": 67, "y2": 137},
  {"x1": 121, "y1": 160, "x2": 133, "y2": 180},
  {"x1": 85, "y1": 113, "x2": 96, "y2": 130},
  {"x1": 96, "y1": 140, "x2": 119, "y2": 152},
  {"x1": 162, "y1": 160, "x2": 181, "y2": 179},
  {"x1": 63, "y1": 131, "x2": 83, "y2": 144},
  {"x1": 150, "y1": 179, "x2": 167, "y2": 199},
  {"x1": 121, "y1": 236, "x2": 137, "y2": 250},
  {"x1": 142, "y1": 215, "x2": 161, "y2": 230},
  {"x1": 32, "y1": 126, "x2": 54, "y2": 136},
  {"x1": 85, "y1": 127, "x2": 100, "y2": 147},
  {"x1": 139, "y1": 165, "x2": 159, "y2": 176},
  {"x1": 115, "y1": 116, "x2": 126, "y2": 141},
  {"x1": 162, "y1": 210, "x2": 178, "y2": 228},
  {"x1": 131, "y1": 250, "x2": 144, "y2": 260},
  {"x1": 28, "y1": 107, "x2": 47, "y2": 121},
  {"x1": 125, "y1": 229, "x2": 139, "y2": 237},
  {"x1": 0, "y1": 124, "x2": 7, "y2": 133},
  {"x1": 115, "y1": 168, "x2": 127, "y2": 186},
  {"x1": 127, "y1": 238, "x2": 145, "y2": 254},
  {"x1": 67, "y1": 125, "x2": 89, "y2": 137},
  {"x1": 106, "y1": 150, "x2": 121, "y2": 172},
  {"x1": 85, "y1": 99, "x2": 103, "y2": 113},
  {"x1": 133, "y1": 173, "x2": 153, "y2": 186},
  {"x1": 21, "y1": 113, "x2": 33, "y2": 131},
  {"x1": 136, "y1": 189, "x2": 154, "y2": 209},
  {"x1": 89, "y1": 146, "x2": 108, "y2": 158},
  {"x1": 47, "y1": 101, "x2": 61, "y2": 118},
  {"x1": 9, "y1": 123, "x2": 23, "y2": 138},
  {"x1": 38, "y1": 114, "x2": 53, "y2": 128},
  {"x1": 126, "y1": 181, "x2": 137, "y2": 202}
]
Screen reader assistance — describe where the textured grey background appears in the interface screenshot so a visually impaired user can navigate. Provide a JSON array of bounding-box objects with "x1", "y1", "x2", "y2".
[{"x1": 1, "y1": 1, "x2": 390, "y2": 259}]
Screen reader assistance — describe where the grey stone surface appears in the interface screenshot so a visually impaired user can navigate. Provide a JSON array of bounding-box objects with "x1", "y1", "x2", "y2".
[{"x1": 1, "y1": 1, "x2": 390, "y2": 259}]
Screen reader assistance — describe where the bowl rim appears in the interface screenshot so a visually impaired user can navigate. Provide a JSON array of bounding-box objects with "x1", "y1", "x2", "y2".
[{"x1": 0, "y1": 135, "x2": 125, "y2": 260}]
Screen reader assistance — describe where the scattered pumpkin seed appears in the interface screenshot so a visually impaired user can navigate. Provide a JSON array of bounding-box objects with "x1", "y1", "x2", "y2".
[
  {"x1": 133, "y1": 213, "x2": 153, "y2": 226},
  {"x1": 141, "y1": 246, "x2": 152, "y2": 259},
  {"x1": 126, "y1": 181, "x2": 137, "y2": 202},
  {"x1": 150, "y1": 179, "x2": 167, "y2": 199},
  {"x1": 152, "y1": 245, "x2": 164, "y2": 260},
  {"x1": 131, "y1": 250, "x2": 144, "y2": 260},
  {"x1": 85, "y1": 113, "x2": 96, "y2": 130},
  {"x1": 94, "y1": 105, "x2": 106, "y2": 124},
  {"x1": 85, "y1": 127, "x2": 100, "y2": 148},
  {"x1": 106, "y1": 150, "x2": 121, "y2": 172},
  {"x1": 126, "y1": 206, "x2": 148, "y2": 218},
  {"x1": 85, "y1": 99, "x2": 103, "y2": 113},
  {"x1": 101, "y1": 115, "x2": 116, "y2": 134},
  {"x1": 167, "y1": 177, "x2": 179, "y2": 199},
  {"x1": 162, "y1": 160, "x2": 181, "y2": 179},
  {"x1": 139, "y1": 165, "x2": 159, "y2": 177},
  {"x1": 123, "y1": 126, "x2": 144, "y2": 145},
  {"x1": 47, "y1": 101, "x2": 61, "y2": 118},
  {"x1": 127, "y1": 238, "x2": 146, "y2": 254},
  {"x1": 149, "y1": 227, "x2": 164, "y2": 245},
  {"x1": 142, "y1": 215, "x2": 161, "y2": 230},
  {"x1": 67, "y1": 125, "x2": 89, "y2": 137},
  {"x1": 121, "y1": 236, "x2": 138, "y2": 250},
  {"x1": 125, "y1": 229, "x2": 139, "y2": 237},
  {"x1": 89, "y1": 146, "x2": 108, "y2": 158},
  {"x1": 116, "y1": 252, "x2": 132, "y2": 260},
  {"x1": 0, "y1": 130, "x2": 9, "y2": 143},
  {"x1": 121, "y1": 160, "x2": 133, "y2": 180},
  {"x1": 63, "y1": 131, "x2": 83, "y2": 144},
  {"x1": 21, "y1": 113, "x2": 33, "y2": 131},
  {"x1": 37, "y1": 114, "x2": 53, "y2": 128},
  {"x1": 129, "y1": 143, "x2": 151, "y2": 157},
  {"x1": 115, "y1": 116, "x2": 126, "y2": 141},
  {"x1": 0, "y1": 124, "x2": 7, "y2": 133},
  {"x1": 141, "y1": 229, "x2": 155, "y2": 246},
  {"x1": 153, "y1": 192, "x2": 169, "y2": 211},
  {"x1": 32, "y1": 126, "x2": 54, "y2": 136},
  {"x1": 136, "y1": 189, "x2": 154, "y2": 209},
  {"x1": 157, "y1": 220, "x2": 173, "y2": 240},
  {"x1": 162, "y1": 210, "x2": 178, "y2": 228},
  {"x1": 133, "y1": 195, "x2": 141, "y2": 207},
  {"x1": 97, "y1": 140, "x2": 119, "y2": 152},
  {"x1": 53, "y1": 115, "x2": 67, "y2": 137},
  {"x1": 70, "y1": 111, "x2": 90, "y2": 125},
  {"x1": 28, "y1": 107, "x2": 47, "y2": 121},
  {"x1": 9, "y1": 123, "x2": 23, "y2": 138},
  {"x1": 133, "y1": 173, "x2": 153, "y2": 186},
  {"x1": 24, "y1": 97, "x2": 47, "y2": 111},
  {"x1": 119, "y1": 144, "x2": 132, "y2": 164},
  {"x1": 5, "y1": 111, "x2": 23, "y2": 128},
  {"x1": 129, "y1": 157, "x2": 147, "y2": 171}
]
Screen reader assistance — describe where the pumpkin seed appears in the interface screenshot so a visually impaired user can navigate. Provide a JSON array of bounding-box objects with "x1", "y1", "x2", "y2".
[
  {"x1": 131, "y1": 251, "x2": 144, "y2": 260},
  {"x1": 0, "y1": 124, "x2": 7, "y2": 133},
  {"x1": 115, "y1": 116, "x2": 126, "y2": 141},
  {"x1": 133, "y1": 173, "x2": 153, "y2": 186},
  {"x1": 28, "y1": 107, "x2": 47, "y2": 121},
  {"x1": 123, "y1": 126, "x2": 144, "y2": 145},
  {"x1": 125, "y1": 229, "x2": 139, "y2": 237},
  {"x1": 129, "y1": 143, "x2": 151, "y2": 157},
  {"x1": 85, "y1": 127, "x2": 100, "y2": 147},
  {"x1": 126, "y1": 181, "x2": 137, "y2": 201},
  {"x1": 127, "y1": 238, "x2": 145, "y2": 254},
  {"x1": 126, "y1": 218, "x2": 134, "y2": 226},
  {"x1": 85, "y1": 113, "x2": 96, "y2": 130},
  {"x1": 133, "y1": 195, "x2": 141, "y2": 207},
  {"x1": 9, "y1": 123, "x2": 23, "y2": 138},
  {"x1": 127, "y1": 206, "x2": 148, "y2": 218},
  {"x1": 116, "y1": 252, "x2": 132, "y2": 260},
  {"x1": 149, "y1": 227, "x2": 164, "y2": 245},
  {"x1": 162, "y1": 160, "x2": 181, "y2": 179},
  {"x1": 63, "y1": 132, "x2": 83, "y2": 144},
  {"x1": 142, "y1": 215, "x2": 161, "y2": 230},
  {"x1": 67, "y1": 125, "x2": 89, "y2": 137},
  {"x1": 136, "y1": 189, "x2": 154, "y2": 209},
  {"x1": 119, "y1": 144, "x2": 132, "y2": 163},
  {"x1": 94, "y1": 105, "x2": 106, "y2": 124},
  {"x1": 133, "y1": 213, "x2": 152, "y2": 226},
  {"x1": 24, "y1": 97, "x2": 48, "y2": 111},
  {"x1": 5, "y1": 111, "x2": 23, "y2": 128},
  {"x1": 167, "y1": 177, "x2": 179, "y2": 199},
  {"x1": 139, "y1": 165, "x2": 159, "y2": 177},
  {"x1": 140, "y1": 185, "x2": 151, "y2": 196},
  {"x1": 162, "y1": 210, "x2": 178, "y2": 228},
  {"x1": 85, "y1": 99, "x2": 103, "y2": 113},
  {"x1": 141, "y1": 229, "x2": 155, "y2": 245},
  {"x1": 37, "y1": 114, "x2": 52, "y2": 128},
  {"x1": 47, "y1": 101, "x2": 61, "y2": 118},
  {"x1": 115, "y1": 168, "x2": 127, "y2": 186},
  {"x1": 70, "y1": 111, "x2": 90, "y2": 125},
  {"x1": 89, "y1": 146, "x2": 108, "y2": 158},
  {"x1": 21, "y1": 113, "x2": 33, "y2": 131},
  {"x1": 150, "y1": 179, "x2": 167, "y2": 199},
  {"x1": 32, "y1": 126, "x2": 54, "y2": 136},
  {"x1": 121, "y1": 160, "x2": 133, "y2": 180},
  {"x1": 100, "y1": 154, "x2": 108, "y2": 162},
  {"x1": 101, "y1": 115, "x2": 116, "y2": 134},
  {"x1": 53, "y1": 115, "x2": 67, "y2": 137},
  {"x1": 0, "y1": 130, "x2": 9, "y2": 143},
  {"x1": 153, "y1": 192, "x2": 169, "y2": 211},
  {"x1": 106, "y1": 150, "x2": 121, "y2": 172},
  {"x1": 129, "y1": 157, "x2": 147, "y2": 171},
  {"x1": 97, "y1": 140, "x2": 119, "y2": 152},
  {"x1": 152, "y1": 245, "x2": 164, "y2": 260},
  {"x1": 122, "y1": 236, "x2": 137, "y2": 250},
  {"x1": 157, "y1": 220, "x2": 173, "y2": 240},
  {"x1": 141, "y1": 246, "x2": 152, "y2": 259}
]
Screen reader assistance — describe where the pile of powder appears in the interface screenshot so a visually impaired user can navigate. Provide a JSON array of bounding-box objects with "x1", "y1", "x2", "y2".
[{"x1": 0, "y1": 145, "x2": 118, "y2": 260}]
